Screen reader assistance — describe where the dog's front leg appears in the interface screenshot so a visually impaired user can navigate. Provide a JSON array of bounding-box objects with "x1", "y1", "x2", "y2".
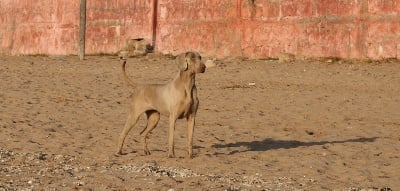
[
  {"x1": 187, "y1": 114, "x2": 195, "y2": 158},
  {"x1": 168, "y1": 116, "x2": 177, "y2": 158}
]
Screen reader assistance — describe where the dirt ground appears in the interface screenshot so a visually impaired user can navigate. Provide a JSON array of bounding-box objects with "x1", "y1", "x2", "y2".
[{"x1": 0, "y1": 54, "x2": 399, "y2": 190}]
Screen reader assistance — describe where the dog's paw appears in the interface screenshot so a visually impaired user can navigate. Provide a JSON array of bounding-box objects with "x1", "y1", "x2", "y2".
[
  {"x1": 143, "y1": 149, "x2": 151, "y2": 155},
  {"x1": 167, "y1": 153, "x2": 176, "y2": 158},
  {"x1": 114, "y1": 151, "x2": 124, "y2": 156}
]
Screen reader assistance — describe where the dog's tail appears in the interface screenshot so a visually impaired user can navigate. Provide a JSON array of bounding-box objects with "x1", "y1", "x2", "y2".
[{"x1": 120, "y1": 57, "x2": 139, "y2": 88}]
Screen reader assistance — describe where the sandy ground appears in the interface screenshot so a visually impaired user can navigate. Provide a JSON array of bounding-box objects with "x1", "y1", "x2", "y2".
[{"x1": 0, "y1": 54, "x2": 399, "y2": 190}]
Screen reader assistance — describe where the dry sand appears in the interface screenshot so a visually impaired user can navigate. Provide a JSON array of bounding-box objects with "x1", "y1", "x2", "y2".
[{"x1": 0, "y1": 55, "x2": 399, "y2": 190}]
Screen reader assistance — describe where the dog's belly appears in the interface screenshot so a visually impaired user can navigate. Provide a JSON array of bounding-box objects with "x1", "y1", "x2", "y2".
[{"x1": 152, "y1": 100, "x2": 193, "y2": 119}]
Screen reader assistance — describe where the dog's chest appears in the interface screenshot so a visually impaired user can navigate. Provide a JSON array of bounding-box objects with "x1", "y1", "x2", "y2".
[{"x1": 177, "y1": 90, "x2": 194, "y2": 118}]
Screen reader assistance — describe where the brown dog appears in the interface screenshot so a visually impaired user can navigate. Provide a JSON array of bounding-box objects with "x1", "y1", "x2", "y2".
[{"x1": 116, "y1": 52, "x2": 206, "y2": 158}]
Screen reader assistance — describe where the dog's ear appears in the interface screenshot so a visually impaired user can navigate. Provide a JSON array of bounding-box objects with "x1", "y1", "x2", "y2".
[{"x1": 177, "y1": 53, "x2": 189, "y2": 71}]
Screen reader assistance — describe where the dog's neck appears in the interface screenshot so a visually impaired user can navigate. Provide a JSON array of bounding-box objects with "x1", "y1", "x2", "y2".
[{"x1": 174, "y1": 71, "x2": 196, "y2": 92}]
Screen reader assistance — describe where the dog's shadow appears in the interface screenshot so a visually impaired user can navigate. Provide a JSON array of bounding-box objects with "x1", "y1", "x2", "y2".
[{"x1": 212, "y1": 137, "x2": 378, "y2": 155}]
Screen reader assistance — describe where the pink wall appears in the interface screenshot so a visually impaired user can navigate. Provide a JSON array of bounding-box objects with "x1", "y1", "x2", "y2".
[
  {"x1": 0, "y1": 0, "x2": 153, "y2": 55},
  {"x1": 0, "y1": 0, "x2": 80, "y2": 55},
  {"x1": 1, "y1": 0, "x2": 399, "y2": 59},
  {"x1": 85, "y1": 0, "x2": 154, "y2": 54}
]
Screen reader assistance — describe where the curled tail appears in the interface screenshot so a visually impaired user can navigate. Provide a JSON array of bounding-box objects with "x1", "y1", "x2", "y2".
[{"x1": 120, "y1": 57, "x2": 139, "y2": 88}]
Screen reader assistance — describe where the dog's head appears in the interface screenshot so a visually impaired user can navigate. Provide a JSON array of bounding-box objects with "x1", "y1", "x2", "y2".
[{"x1": 176, "y1": 51, "x2": 206, "y2": 74}]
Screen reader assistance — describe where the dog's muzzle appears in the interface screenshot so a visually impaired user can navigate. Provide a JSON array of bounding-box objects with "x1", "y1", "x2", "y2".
[{"x1": 197, "y1": 63, "x2": 206, "y2": 73}]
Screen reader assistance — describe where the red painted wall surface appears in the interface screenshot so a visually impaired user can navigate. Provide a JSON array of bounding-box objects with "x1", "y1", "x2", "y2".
[
  {"x1": 0, "y1": 0, "x2": 153, "y2": 55},
  {"x1": 0, "y1": 0, "x2": 80, "y2": 55},
  {"x1": 1, "y1": 0, "x2": 399, "y2": 59}
]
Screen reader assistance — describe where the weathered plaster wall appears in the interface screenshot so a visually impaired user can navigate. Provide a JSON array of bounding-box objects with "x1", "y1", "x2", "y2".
[
  {"x1": 1, "y1": 0, "x2": 399, "y2": 59},
  {"x1": 0, "y1": 0, "x2": 153, "y2": 55},
  {"x1": 157, "y1": 0, "x2": 400, "y2": 59},
  {"x1": 0, "y1": 0, "x2": 80, "y2": 55},
  {"x1": 85, "y1": 0, "x2": 153, "y2": 54}
]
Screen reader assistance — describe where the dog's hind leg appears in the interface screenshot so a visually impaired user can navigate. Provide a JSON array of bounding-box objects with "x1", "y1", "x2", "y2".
[
  {"x1": 116, "y1": 110, "x2": 141, "y2": 155},
  {"x1": 140, "y1": 110, "x2": 160, "y2": 155}
]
